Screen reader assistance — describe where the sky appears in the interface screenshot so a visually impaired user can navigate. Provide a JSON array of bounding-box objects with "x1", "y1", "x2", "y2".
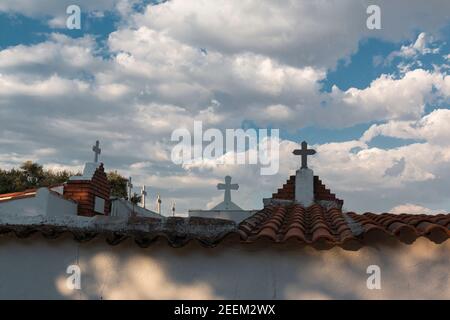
[{"x1": 0, "y1": 0, "x2": 449, "y2": 216}]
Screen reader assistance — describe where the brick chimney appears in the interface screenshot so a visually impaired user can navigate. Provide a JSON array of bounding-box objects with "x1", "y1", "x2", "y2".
[{"x1": 63, "y1": 163, "x2": 111, "y2": 217}]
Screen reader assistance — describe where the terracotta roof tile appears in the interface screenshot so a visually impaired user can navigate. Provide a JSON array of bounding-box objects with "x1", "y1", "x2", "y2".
[
  {"x1": 0, "y1": 189, "x2": 37, "y2": 202},
  {"x1": 239, "y1": 204, "x2": 359, "y2": 247},
  {"x1": 0, "y1": 184, "x2": 66, "y2": 203},
  {"x1": 238, "y1": 205, "x2": 449, "y2": 249},
  {"x1": 346, "y1": 212, "x2": 450, "y2": 244},
  {"x1": 0, "y1": 206, "x2": 448, "y2": 249}
]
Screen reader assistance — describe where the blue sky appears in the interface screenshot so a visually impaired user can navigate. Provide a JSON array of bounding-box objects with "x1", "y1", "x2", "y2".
[{"x1": 0, "y1": 0, "x2": 449, "y2": 215}]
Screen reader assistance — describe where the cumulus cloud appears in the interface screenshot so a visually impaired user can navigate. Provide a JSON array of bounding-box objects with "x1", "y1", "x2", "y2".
[
  {"x1": 390, "y1": 204, "x2": 446, "y2": 215},
  {"x1": 327, "y1": 69, "x2": 449, "y2": 125},
  {"x1": 0, "y1": 34, "x2": 100, "y2": 72},
  {"x1": 386, "y1": 32, "x2": 441, "y2": 63},
  {"x1": 361, "y1": 109, "x2": 450, "y2": 145},
  {"x1": 0, "y1": 0, "x2": 123, "y2": 25},
  {"x1": 0, "y1": 0, "x2": 449, "y2": 214},
  {"x1": 384, "y1": 158, "x2": 406, "y2": 177},
  {"x1": 130, "y1": 0, "x2": 450, "y2": 69},
  {"x1": 0, "y1": 74, "x2": 90, "y2": 97}
]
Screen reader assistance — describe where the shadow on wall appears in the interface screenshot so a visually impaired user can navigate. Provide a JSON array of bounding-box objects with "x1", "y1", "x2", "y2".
[
  {"x1": 0, "y1": 234, "x2": 449, "y2": 299},
  {"x1": 59, "y1": 236, "x2": 450, "y2": 300}
]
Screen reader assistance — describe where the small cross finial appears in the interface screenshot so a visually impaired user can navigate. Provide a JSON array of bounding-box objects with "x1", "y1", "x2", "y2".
[
  {"x1": 293, "y1": 141, "x2": 316, "y2": 169},
  {"x1": 156, "y1": 194, "x2": 162, "y2": 214},
  {"x1": 92, "y1": 140, "x2": 101, "y2": 163},
  {"x1": 141, "y1": 185, "x2": 147, "y2": 208}
]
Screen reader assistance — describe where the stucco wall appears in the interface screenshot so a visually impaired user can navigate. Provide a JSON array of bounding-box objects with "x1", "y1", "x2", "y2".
[
  {"x1": 0, "y1": 188, "x2": 77, "y2": 217},
  {"x1": 46, "y1": 190, "x2": 78, "y2": 217},
  {"x1": 0, "y1": 234, "x2": 448, "y2": 299},
  {"x1": 188, "y1": 209, "x2": 257, "y2": 223},
  {"x1": 0, "y1": 197, "x2": 39, "y2": 216},
  {"x1": 110, "y1": 198, "x2": 161, "y2": 219}
]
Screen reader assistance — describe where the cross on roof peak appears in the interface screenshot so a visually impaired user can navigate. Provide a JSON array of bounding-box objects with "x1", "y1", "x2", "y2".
[
  {"x1": 293, "y1": 141, "x2": 316, "y2": 169},
  {"x1": 92, "y1": 140, "x2": 101, "y2": 163},
  {"x1": 217, "y1": 175, "x2": 239, "y2": 204}
]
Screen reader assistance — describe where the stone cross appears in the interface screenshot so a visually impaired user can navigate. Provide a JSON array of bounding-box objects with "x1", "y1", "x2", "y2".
[
  {"x1": 293, "y1": 141, "x2": 316, "y2": 169},
  {"x1": 217, "y1": 176, "x2": 239, "y2": 205},
  {"x1": 171, "y1": 201, "x2": 176, "y2": 216},
  {"x1": 141, "y1": 185, "x2": 147, "y2": 209},
  {"x1": 128, "y1": 177, "x2": 133, "y2": 201},
  {"x1": 92, "y1": 140, "x2": 101, "y2": 163},
  {"x1": 156, "y1": 195, "x2": 161, "y2": 214}
]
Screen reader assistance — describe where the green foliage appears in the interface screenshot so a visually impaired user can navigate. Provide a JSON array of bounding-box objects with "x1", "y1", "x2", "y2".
[
  {"x1": 107, "y1": 171, "x2": 128, "y2": 199},
  {"x1": 130, "y1": 192, "x2": 142, "y2": 205},
  {"x1": 0, "y1": 161, "x2": 74, "y2": 194},
  {"x1": 0, "y1": 168, "x2": 26, "y2": 194},
  {"x1": 0, "y1": 162, "x2": 129, "y2": 199}
]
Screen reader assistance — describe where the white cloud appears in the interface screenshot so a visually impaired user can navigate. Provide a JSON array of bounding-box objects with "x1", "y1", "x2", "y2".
[
  {"x1": 390, "y1": 204, "x2": 446, "y2": 215},
  {"x1": 261, "y1": 104, "x2": 293, "y2": 121},
  {"x1": 361, "y1": 109, "x2": 450, "y2": 146},
  {"x1": 0, "y1": 0, "x2": 123, "y2": 25},
  {"x1": 0, "y1": 0, "x2": 449, "y2": 215},
  {"x1": 0, "y1": 34, "x2": 102, "y2": 74},
  {"x1": 328, "y1": 69, "x2": 448, "y2": 125},
  {"x1": 130, "y1": 0, "x2": 450, "y2": 69},
  {"x1": 0, "y1": 74, "x2": 89, "y2": 96},
  {"x1": 386, "y1": 32, "x2": 441, "y2": 64}
]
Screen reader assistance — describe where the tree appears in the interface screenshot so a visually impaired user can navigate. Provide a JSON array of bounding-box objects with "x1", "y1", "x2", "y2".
[
  {"x1": 0, "y1": 168, "x2": 25, "y2": 194},
  {"x1": 41, "y1": 169, "x2": 73, "y2": 186},
  {"x1": 0, "y1": 162, "x2": 131, "y2": 200},
  {"x1": 107, "y1": 171, "x2": 128, "y2": 199},
  {"x1": 0, "y1": 161, "x2": 78, "y2": 194},
  {"x1": 20, "y1": 161, "x2": 45, "y2": 188},
  {"x1": 130, "y1": 192, "x2": 142, "y2": 205}
]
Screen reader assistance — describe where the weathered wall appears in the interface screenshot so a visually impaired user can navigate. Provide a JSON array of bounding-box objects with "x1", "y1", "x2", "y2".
[
  {"x1": 46, "y1": 190, "x2": 78, "y2": 217},
  {"x1": 0, "y1": 234, "x2": 448, "y2": 299},
  {"x1": 188, "y1": 209, "x2": 257, "y2": 223},
  {"x1": 110, "y1": 198, "x2": 162, "y2": 219},
  {"x1": 0, "y1": 189, "x2": 77, "y2": 217},
  {"x1": 0, "y1": 197, "x2": 38, "y2": 216}
]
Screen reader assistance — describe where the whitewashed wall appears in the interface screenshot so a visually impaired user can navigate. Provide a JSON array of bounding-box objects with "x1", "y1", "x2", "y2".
[
  {"x1": 110, "y1": 198, "x2": 161, "y2": 219},
  {"x1": 0, "y1": 234, "x2": 448, "y2": 299},
  {"x1": 45, "y1": 190, "x2": 78, "y2": 217},
  {"x1": 188, "y1": 209, "x2": 257, "y2": 223},
  {"x1": 0, "y1": 197, "x2": 38, "y2": 216},
  {"x1": 0, "y1": 188, "x2": 77, "y2": 217}
]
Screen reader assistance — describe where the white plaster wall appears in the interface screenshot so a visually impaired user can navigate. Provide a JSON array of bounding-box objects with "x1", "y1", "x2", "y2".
[
  {"x1": 295, "y1": 168, "x2": 314, "y2": 207},
  {"x1": 189, "y1": 210, "x2": 257, "y2": 223},
  {"x1": 0, "y1": 189, "x2": 77, "y2": 217},
  {"x1": 0, "y1": 197, "x2": 40, "y2": 216},
  {"x1": 0, "y1": 235, "x2": 448, "y2": 300},
  {"x1": 110, "y1": 199, "x2": 161, "y2": 219},
  {"x1": 46, "y1": 191, "x2": 77, "y2": 217}
]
